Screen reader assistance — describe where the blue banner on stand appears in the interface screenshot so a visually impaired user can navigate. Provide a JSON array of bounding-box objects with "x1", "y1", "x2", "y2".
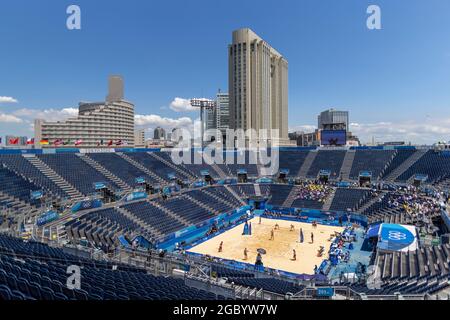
[
  {"x1": 316, "y1": 287, "x2": 334, "y2": 297},
  {"x1": 167, "y1": 173, "x2": 177, "y2": 180},
  {"x1": 71, "y1": 199, "x2": 103, "y2": 212},
  {"x1": 125, "y1": 192, "x2": 148, "y2": 202},
  {"x1": 30, "y1": 190, "x2": 44, "y2": 200},
  {"x1": 193, "y1": 180, "x2": 207, "y2": 188},
  {"x1": 135, "y1": 177, "x2": 146, "y2": 184},
  {"x1": 255, "y1": 177, "x2": 273, "y2": 184},
  {"x1": 94, "y1": 182, "x2": 107, "y2": 190},
  {"x1": 36, "y1": 211, "x2": 59, "y2": 226}
]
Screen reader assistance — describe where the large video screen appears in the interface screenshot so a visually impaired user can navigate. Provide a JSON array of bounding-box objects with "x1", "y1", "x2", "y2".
[{"x1": 321, "y1": 130, "x2": 347, "y2": 146}]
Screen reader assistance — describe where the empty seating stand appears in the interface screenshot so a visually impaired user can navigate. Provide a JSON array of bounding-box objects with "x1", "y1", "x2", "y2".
[
  {"x1": 349, "y1": 150, "x2": 395, "y2": 180},
  {"x1": 88, "y1": 153, "x2": 158, "y2": 186},
  {"x1": 125, "y1": 152, "x2": 175, "y2": 182},
  {"x1": 349, "y1": 246, "x2": 450, "y2": 295},
  {"x1": 278, "y1": 150, "x2": 310, "y2": 177},
  {"x1": 397, "y1": 150, "x2": 450, "y2": 183},
  {"x1": 38, "y1": 153, "x2": 119, "y2": 196},
  {"x1": 0, "y1": 165, "x2": 41, "y2": 209},
  {"x1": 122, "y1": 201, "x2": 185, "y2": 235},
  {"x1": 0, "y1": 234, "x2": 217, "y2": 300},
  {"x1": 307, "y1": 150, "x2": 346, "y2": 179},
  {"x1": 268, "y1": 184, "x2": 293, "y2": 207},
  {"x1": 329, "y1": 188, "x2": 371, "y2": 212},
  {"x1": 0, "y1": 155, "x2": 68, "y2": 199}
]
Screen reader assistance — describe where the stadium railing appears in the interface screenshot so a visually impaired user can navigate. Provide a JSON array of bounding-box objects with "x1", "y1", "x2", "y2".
[{"x1": 290, "y1": 286, "x2": 427, "y2": 300}]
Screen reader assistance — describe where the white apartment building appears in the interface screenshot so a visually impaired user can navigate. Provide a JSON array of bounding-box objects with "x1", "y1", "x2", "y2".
[{"x1": 34, "y1": 76, "x2": 134, "y2": 148}]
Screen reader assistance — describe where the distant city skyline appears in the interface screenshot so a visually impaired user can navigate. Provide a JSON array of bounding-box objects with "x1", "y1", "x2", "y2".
[{"x1": 1, "y1": 0, "x2": 450, "y2": 144}]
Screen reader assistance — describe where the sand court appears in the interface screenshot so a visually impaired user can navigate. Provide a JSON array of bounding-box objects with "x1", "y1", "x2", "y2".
[{"x1": 188, "y1": 217, "x2": 345, "y2": 275}]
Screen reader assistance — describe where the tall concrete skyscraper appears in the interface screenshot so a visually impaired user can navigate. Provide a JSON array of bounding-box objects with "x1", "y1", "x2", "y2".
[
  {"x1": 106, "y1": 75, "x2": 124, "y2": 103},
  {"x1": 216, "y1": 90, "x2": 230, "y2": 135},
  {"x1": 228, "y1": 28, "x2": 289, "y2": 144},
  {"x1": 154, "y1": 127, "x2": 166, "y2": 140}
]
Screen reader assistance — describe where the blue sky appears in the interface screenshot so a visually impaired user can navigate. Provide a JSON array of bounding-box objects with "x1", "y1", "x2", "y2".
[{"x1": 1, "y1": 0, "x2": 450, "y2": 144}]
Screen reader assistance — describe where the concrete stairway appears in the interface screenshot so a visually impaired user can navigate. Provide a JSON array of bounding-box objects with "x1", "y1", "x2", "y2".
[
  {"x1": 340, "y1": 150, "x2": 356, "y2": 181},
  {"x1": 254, "y1": 184, "x2": 262, "y2": 197},
  {"x1": 282, "y1": 186, "x2": 298, "y2": 208},
  {"x1": 384, "y1": 149, "x2": 428, "y2": 182},
  {"x1": 25, "y1": 155, "x2": 84, "y2": 200},
  {"x1": 115, "y1": 206, "x2": 163, "y2": 238},
  {"x1": 0, "y1": 191, "x2": 36, "y2": 215},
  {"x1": 148, "y1": 152, "x2": 196, "y2": 180},
  {"x1": 79, "y1": 154, "x2": 132, "y2": 192},
  {"x1": 212, "y1": 164, "x2": 228, "y2": 179},
  {"x1": 357, "y1": 192, "x2": 386, "y2": 214},
  {"x1": 321, "y1": 189, "x2": 336, "y2": 211},
  {"x1": 183, "y1": 193, "x2": 219, "y2": 215},
  {"x1": 116, "y1": 153, "x2": 166, "y2": 185},
  {"x1": 202, "y1": 153, "x2": 228, "y2": 179},
  {"x1": 151, "y1": 200, "x2": 190, "y2": 226},
  {"x1": 202, "y1": 188, "x2": 237, "y2": 208},
  {"x1": 298, "y1": 151, "x2": 317, "y2": 178},
  {"x1": 224, "y1": 185, "x2": 247, "y2": 206}
]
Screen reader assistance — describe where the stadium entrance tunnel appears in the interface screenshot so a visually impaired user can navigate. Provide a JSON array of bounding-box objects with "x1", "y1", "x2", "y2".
[
  {"x1": 358, "y1": 171, "x2": 372, "y2": 187},
  {"x1": 413, "y1": 174, "x2": 428, "y2": 187},
  {"x1": 318, "y1": 170, "x2": 331, "y2": 183},
  {"x1": 248, "y1": 196, "x2": 267, "y2": 210},
  {"x1": 278, "y1": 169, "x2": 289, "y2": 183},
  {"x1": 96, "y1": 185, "x2": 119, "y2": 203},
  {"x1": 237, "y1": 169, "x2": 248, "y2": 183},
  {"x1": 200, "y1": 170, "x2": 214, "y2": 184}
]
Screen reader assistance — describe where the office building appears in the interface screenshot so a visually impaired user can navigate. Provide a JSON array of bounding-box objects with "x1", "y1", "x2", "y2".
[
  {"x1": 228, "y1": 28, "x2": 289, "y2": 144},
  {"x1": 205, "y1": 107, "x2": 217, "y2": 131},
  {"x1": 318, "y1": 108, "x2": 349, "y2": 131},
  {"x1": 154, "y1": 127, "x2": 166, "y2": 140},
  {"x1": 134, "y1": 129, "x2": 145, "y2": 148},
  {"x1": 216, "y1": 90, "x2": 230, "y2": 136}
]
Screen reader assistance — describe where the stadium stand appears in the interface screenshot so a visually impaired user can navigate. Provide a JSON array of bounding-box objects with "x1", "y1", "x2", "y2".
[
  {"x1": 278, "y1": 150, "x2": 310, "y2": 177},
  {"x1": 267, "y1": 184, "x2": 293, "y2": 206},
  {"x1": 122, "y1": 201, "x2": 186, "y2": 236},
  {"x1": 381, "y1": 149, "x2": 417, "y2": 180},
  {"x1": 397, "y1": 150, "x2": 450, "y2": 183},
  {"x1": 307, "y1": 150, "x2": 346, "y2": 179},
  {"x1": 349, "y1": 150, "x2": 395, "y2": 180},
  {"x1": 124, "y1": 152, "x2": 176, "y2": 182},
  {"x1": 1, "y1": 148, "x2": 450, "y2": 300},
  {"x1": 0, "y1": 165, "x2": 41, "y2": 209},
  {"x1": 0, "y1": 155, "x2": 68, "y2": 199},
  {"x1": 38, "y1": 153, "x2": 120, "y2": 195},
  {"x1": 346, "y1": 245, "x2": 450, "y2": 295},
  {"x1": 0, "y1": 234, "x2": 218, "y2": 300},
  {"x1": 88, "y1": 153, "x2": 158, "y2": 186},
  {"x1": 329, "y1": 188, "x2": 373, "y2": 212}
]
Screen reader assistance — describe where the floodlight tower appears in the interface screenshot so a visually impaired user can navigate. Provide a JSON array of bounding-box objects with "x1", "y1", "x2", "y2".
[{"x1": 190, "y1": 98, "x2": 216, "y2": 148}]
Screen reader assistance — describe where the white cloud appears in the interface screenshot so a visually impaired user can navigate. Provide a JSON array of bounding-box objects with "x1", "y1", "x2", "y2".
[
  {"x1": 169, "y1": 97, "x2": 196, "y2": 112},
  {"x1": 289, "y1": 118, "x2": 450, "y2": 145},
  {"x1": 0, "y1": 113, "x2": 23, "y2": 123},
  {"x1": 350, "y1": 119, "x2": 450, "y2": 144},
  {"x1": 135, "y1": 114, "x2": 193, "y2": 128},
  {"x1": 0, "y1": 96, "x2": 18, "y2": 103},
  {"x1": 12, "y1": 107, "x2": 78, "y2": 122},
  {"x1": 289, "y1": 125, "x2": 317, "y2": 133}
]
